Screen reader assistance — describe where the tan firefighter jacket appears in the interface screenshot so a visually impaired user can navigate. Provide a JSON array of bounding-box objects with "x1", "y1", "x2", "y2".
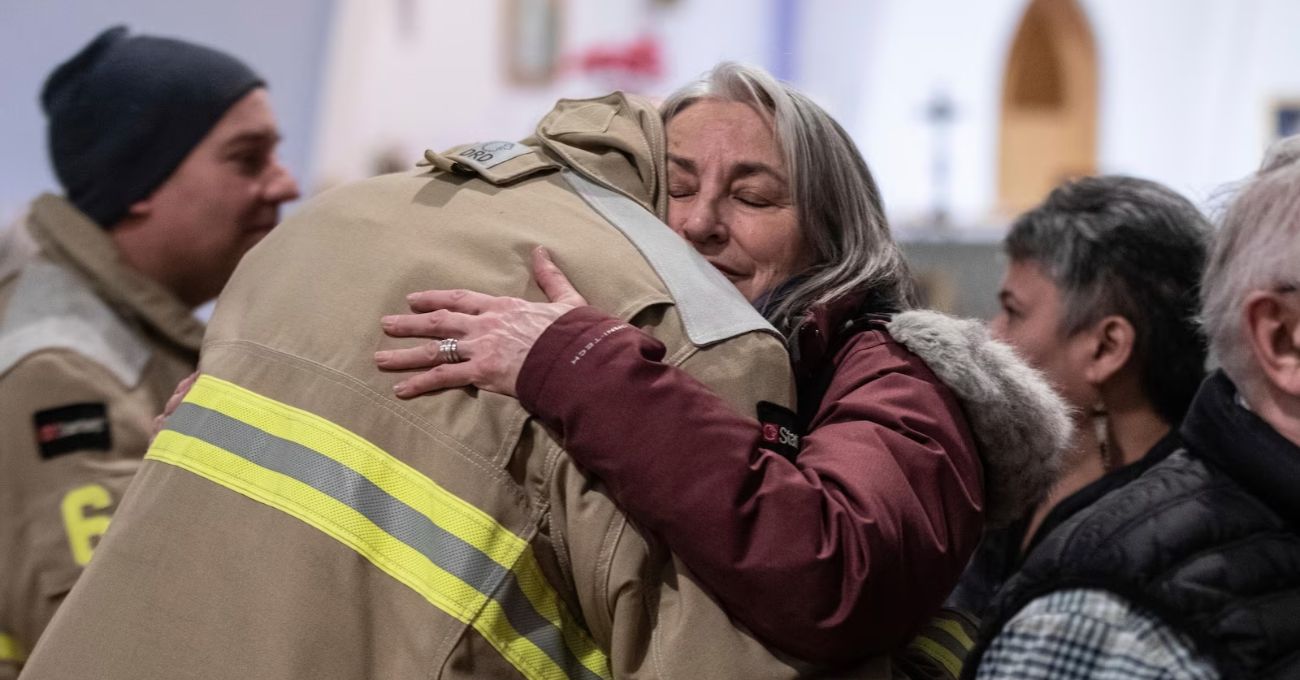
[
  {"x1": 20, "y1": 93, "x2": 893, "y2": 679},
  {"x1": 0, "y1": 195, "x2": 203, "y2": 678}
]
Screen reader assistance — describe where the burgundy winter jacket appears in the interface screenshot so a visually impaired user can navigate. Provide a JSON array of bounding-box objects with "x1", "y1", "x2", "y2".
[{"x1": 516, "y1": 297, "x2": 985, "y2": 665}]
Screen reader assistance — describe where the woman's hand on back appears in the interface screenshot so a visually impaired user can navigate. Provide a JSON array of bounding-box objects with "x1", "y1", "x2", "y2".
[{"x1": 375, "y1": 246, "x2": 587, "y2": 398}]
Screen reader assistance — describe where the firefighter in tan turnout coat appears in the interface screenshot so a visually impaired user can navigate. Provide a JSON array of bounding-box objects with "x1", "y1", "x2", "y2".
[
  {"x1": 22, "y1": 93, "x2": 894, "y2": 679},
  {"x1": 0, "y1": 196, "x2": 203, "y2": 677},
  {"x1": 0, "y1": 27, "x2": 297, "y2": 678}
]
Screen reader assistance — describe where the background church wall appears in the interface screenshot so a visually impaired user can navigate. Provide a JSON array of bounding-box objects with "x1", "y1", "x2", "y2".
[
  {"x1": 0, "y1": 0, "x2": 334, "y2": 227},
  {"x1": 4, "y1": 0, "x2": 1300, "y2": 317}
]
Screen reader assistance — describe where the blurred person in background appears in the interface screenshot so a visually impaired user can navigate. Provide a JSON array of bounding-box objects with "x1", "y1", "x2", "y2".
[
  {"x1": 0, "y1": 25, "x2": 298, "y2": 676},
  {"x1": 968, "y1": 137, "x2": 1300, "y2": 680},
  {"x1": 375, "y1": 62, "x2": 1071, "y2": 672},
  {"x1": 947, "y1": 175, "x2": 1210, "y2": 618}
]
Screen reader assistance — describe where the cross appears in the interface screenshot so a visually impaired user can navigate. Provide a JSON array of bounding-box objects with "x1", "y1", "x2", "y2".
[
  {"x1": 397, "y1": 0, "x2": 418, "y2": 42},
  {"x1": 924, "y1": 90, "x2": 956, "y2": 227}
]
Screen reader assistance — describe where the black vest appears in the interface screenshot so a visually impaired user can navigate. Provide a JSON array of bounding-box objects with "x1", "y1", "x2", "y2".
[{"x1": 968, "y1": 373, "x2": 1300, "y2": 680}]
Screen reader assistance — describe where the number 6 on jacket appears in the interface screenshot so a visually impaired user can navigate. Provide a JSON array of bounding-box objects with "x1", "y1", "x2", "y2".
[{"x1": 61, "y1": 483, "x2": 112, "y2": 566}]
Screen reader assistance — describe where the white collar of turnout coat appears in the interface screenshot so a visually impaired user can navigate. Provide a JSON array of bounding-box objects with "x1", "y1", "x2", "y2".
[{"x1": 887, "y1": 310, "x2": 1073, "y2": 528}]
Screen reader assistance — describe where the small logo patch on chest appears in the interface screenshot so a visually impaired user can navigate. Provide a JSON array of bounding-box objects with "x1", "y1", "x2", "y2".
[
  {"x1": 33, "y1": 402, "x2": 111, "y2": 459},
  {"x1": 454, "y1": 140, "x2": 533, "y2": 172}
]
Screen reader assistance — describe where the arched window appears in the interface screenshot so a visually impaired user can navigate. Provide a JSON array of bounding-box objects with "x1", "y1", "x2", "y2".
[{"x1": 998, "y1": 0, "x2": 1098, "y2": 214}]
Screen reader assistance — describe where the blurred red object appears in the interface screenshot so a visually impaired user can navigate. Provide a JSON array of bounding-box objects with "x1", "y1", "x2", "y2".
[{"x1": 569, "y1": 35, "x2": 664, "y2": 82}]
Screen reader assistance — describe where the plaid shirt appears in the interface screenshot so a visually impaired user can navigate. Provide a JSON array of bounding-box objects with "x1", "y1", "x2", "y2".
[{"x1": 975, "y1": 588, "x2": 1219, "y2": 680}]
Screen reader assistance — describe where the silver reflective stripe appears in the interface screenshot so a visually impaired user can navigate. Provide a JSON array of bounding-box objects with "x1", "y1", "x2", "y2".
[
  {"x1": 561, "y1": 170, "x2": 779, "y2": 346},
  {"x1": 167, "y1": 402, "x2": 604, "y2": 680},
  {"x1": 0, "y1": 260, "x2": 150, "y2": 383}
]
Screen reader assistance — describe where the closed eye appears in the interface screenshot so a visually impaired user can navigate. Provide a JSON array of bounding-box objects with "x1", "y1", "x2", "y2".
[{"x1": 668, "y1": 186, "x2": 696, "y2": 199}]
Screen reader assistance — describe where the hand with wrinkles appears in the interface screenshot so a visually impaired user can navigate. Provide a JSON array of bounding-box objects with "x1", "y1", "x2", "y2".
[{"x1": 376, "y1": 246, "x2": 588, "y2": 398}]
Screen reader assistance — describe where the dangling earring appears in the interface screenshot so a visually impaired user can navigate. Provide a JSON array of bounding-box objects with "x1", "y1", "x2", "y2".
[{"x1": 1091, "y1": 404, "x2": 1115, "y2": 473}]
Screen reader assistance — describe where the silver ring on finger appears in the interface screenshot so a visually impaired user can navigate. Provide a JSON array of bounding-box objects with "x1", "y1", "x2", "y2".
[{"x1": 438, "y1": 338, "x2": 464, "y2": 364}]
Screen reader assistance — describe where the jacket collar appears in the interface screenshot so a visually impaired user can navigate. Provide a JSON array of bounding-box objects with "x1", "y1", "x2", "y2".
[
  {"x1": 26, "y1": 194, "x2": 204, "y2": 354},
  {"x1": 1181, "y1": 371, "x2": 1300, "y2": 526},
  {"x1": 886, "y1": 310, "x2": 1074, "y2": 528},
  {"x1": 788, "y1": 290, "x2": 892, "y2": 371},
  {"x1": 533, "y1": 92, "x2": 667, "y2": 218}
]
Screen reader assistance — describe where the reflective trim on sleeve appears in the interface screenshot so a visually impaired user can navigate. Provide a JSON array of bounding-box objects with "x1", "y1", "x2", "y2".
[
  {"x1": 0, "y1": 632, "x2": 26, "y2": 664},
  {"x1": 909, "y1": 636, "x2": 963, "y2": 678},
  {"x1": 893, "y1": 608, "x2": 979, "y2": 680},
  {"x1": 932, "y1": 615, "x2": 975, "y2": 650},
  {"x1": 148, "y1": 375, "x2": 610, "y2": 680}
]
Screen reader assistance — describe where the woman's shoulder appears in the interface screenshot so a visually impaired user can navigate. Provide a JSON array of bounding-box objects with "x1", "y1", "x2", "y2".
[
  {"x1": 830, "y1": 321, "x2": 931, "y2": 384},
  {"x1": 828, "y1": 308, "x2": 979, "y2": 381},
  {"x1": 884, "y1": 309, "x2": 1075, "y2": 529}
]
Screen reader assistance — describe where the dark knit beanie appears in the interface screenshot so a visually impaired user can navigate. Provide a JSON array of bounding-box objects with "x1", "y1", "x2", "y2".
[{"x1": 41, "y1": 26, "x2": 265, "y2": 228}]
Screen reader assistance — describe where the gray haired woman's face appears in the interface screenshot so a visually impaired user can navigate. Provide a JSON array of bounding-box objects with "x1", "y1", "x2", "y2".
[
  {"x1": 664, "y1": 99, "x2": 813, "y2": 302},
  {"x1": 992, "y1": 258, "x2": 1098, "y2": 412}
]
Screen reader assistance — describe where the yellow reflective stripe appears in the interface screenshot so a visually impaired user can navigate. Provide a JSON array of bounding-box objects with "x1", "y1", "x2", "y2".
[
  {"x1": 933, "y1": 616, "x2": 976, "y2": 650},
  {"x1": 149, "y1": 375, "x2": 610, "y2": 680},
  {"x1": 0, "y1": 632, "x2": 26, "y2": 663},
  {"x1": 182, "y1": 375, "x2": 589, "y2": 655},
  {"x1": 148, "y1": 432, "x2": 494, "y2": 623},
  {"x1": 512, "y1": 548, "x2": 612, "y2": 677},
  {"x1": 182, "y1": 375, "x2": 524, "y2": 569},
  {"x1": 909, "y1": 635, "x2": 963, "y2": 678},
  {"x1": 150, "y1": 433, "x2": 565, "y2": 678}
]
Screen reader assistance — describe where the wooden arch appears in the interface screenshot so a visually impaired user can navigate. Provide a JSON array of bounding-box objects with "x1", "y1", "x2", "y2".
[{"x1": 997, "y1": 0, "x2": 1098, "y2": 215}]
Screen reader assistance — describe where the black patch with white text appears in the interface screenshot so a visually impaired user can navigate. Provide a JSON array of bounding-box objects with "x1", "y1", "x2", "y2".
[
  {"x1": 756, "y1": 401, "x2": 801, "y2": 462},
  {"x1": 33, "y1": 403, "x2": 111, "y2": 459}
]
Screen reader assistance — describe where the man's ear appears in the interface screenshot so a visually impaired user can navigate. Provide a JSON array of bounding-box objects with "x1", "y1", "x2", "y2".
[
  {"x1": 1082, "y1": 315, "x2": 1135, "y2": 388},
  {"x1": 1244, "y1": 290, "x2": 1300, "y2": 397}
]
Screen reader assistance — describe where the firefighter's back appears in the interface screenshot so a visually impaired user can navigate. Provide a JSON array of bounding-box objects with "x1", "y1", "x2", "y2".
[{"x1": 21, "y1": 100, "x2": 834, "y2": 676}]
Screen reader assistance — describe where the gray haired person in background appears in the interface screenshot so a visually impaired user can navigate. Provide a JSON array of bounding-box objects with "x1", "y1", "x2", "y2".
[
  {"x1": 968, "y1": 138, "x2": 1300, "y2": 680},
  {"x1": 948, "y1": 175, "x2": 1210, "y2": 618}
]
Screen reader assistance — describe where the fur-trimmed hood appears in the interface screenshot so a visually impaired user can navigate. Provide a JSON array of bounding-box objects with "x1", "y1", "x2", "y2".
[{"x1": 887, "y1": 310, "x2": 1073, "y2": 528}]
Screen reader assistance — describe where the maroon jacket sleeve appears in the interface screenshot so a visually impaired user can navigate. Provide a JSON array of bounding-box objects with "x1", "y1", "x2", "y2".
[{"x1": 518, "y1": 306, "x2": 984, "y2": 665}]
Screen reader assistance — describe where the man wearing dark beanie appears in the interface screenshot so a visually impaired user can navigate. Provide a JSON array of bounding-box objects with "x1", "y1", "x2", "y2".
[{"x1": 0, "y1": 26, "x2": 299, "y2": 675}]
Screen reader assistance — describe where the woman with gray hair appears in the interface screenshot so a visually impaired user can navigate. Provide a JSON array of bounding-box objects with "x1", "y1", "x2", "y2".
[
  {"x1": 968, "y1": 137, "x2": 1300, "y2": 680},
  {"x1": 375, "y1": 63, "x2": 1068, "y2": 666},
  {"x1": 947, "y1": 175, "x2": 1211, "y2": 618}
]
